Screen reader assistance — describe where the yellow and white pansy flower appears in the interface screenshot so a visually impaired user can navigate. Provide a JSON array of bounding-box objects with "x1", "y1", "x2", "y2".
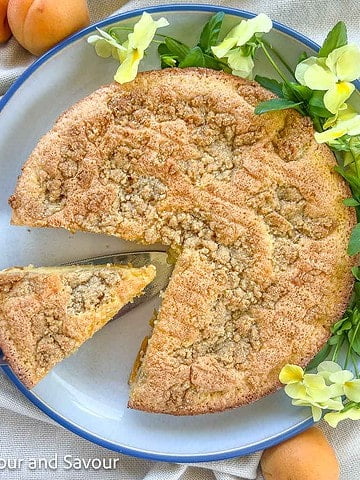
[
  {"x1": 115, "y1": 12, "x2": 169, "y2": 84},
  {"x1": 212, "y1": 13, "x2": 272, "y2": 59},
  {"x1": 324, "y1": 406, "x2": 360, "y2": 428},
  {"x1": 295, "y1": 44, "x2": 360, "y2": 114}
]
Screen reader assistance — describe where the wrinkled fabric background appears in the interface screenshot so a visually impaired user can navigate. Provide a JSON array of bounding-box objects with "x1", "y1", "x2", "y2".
[{"x1": 1, "y1": 1, "x2": 360, "y2": 479}]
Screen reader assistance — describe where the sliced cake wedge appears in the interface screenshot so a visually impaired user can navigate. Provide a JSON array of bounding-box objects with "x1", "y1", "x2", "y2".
[{"x1": 0, "y1": 264, "x2": 155, "y2": 388}]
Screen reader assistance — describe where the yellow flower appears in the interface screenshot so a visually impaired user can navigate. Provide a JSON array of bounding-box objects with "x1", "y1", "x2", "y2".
[
  {"x1": 295, "y1": 44, "x2": 360, "y2": 114},
  {"x1": 114, "y1": 12, "x2": 169, "y2": 84},
  {"x1": 212, "y1": 13, "x2": 272, "y2": 59},
  {"x1": 315, "y1": 109, "x2": 360, "y2": 143},
  {"x1": 324, "y1": 406, "x2": 360, "y2": 427},
  {"x1": 279, "y1": 362, "x2": 347, "y2": 422}
]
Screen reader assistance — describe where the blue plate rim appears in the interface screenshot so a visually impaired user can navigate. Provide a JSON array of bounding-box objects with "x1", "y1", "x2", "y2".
[{"x1": 1, "y1": 2, "x2": 332, "y2": 462}]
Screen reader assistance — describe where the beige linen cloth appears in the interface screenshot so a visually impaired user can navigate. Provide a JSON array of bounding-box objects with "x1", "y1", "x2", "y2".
[{"x1": 1, "y1": 1, "x2": 360, "y2": 479}]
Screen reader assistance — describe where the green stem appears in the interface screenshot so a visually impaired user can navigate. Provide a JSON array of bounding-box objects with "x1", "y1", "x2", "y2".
[
  {"x1": 259, "y1": 41, "x2": 288, "y2": 83},
  {"x1": 332, "y1": 336, "x2": 344, "y2": 362},
  {"x1": 262, "y1": 39, "x2": 296, "y2": 80},
  {"x1": 344, "y1": 342, "x2": 351, "y2": 369},
  {"x1": 351, "y1": 351, "x2": 360, "y2": 377},
  {"x1": 349, "y1": 319, "x2": 360, "y2": 353}
]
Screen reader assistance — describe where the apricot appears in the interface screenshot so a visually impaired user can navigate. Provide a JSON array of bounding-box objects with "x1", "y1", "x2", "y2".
[
  {"x1": 0, "y1": 0, "x2": 11, "y2": 43},
  {"x1": 261, "y1": 427, "x2": 340, "y2": 480},
  {"x1": 7, "y1": 0, "x2": 90, "y2": 55}
]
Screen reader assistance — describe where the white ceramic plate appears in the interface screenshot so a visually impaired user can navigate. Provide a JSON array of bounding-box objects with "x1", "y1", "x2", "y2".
[{"x1": 0, "y1": 4, "x2": 337, "y2": 462}]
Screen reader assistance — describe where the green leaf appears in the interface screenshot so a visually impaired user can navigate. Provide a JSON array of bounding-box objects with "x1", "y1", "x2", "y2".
[
  {"x1": 352, "y1": 267, "x2": 360, "y2": 280},
  {"x1": 297, "y1": 51, "x2": 308, "y2": 64},
  {"x1": 203, "y1": 54, "x2": 223, "y2": 70},
  {"x1": 308, "y1": 91, "x2": 331, "y2": 118},
  {"x1": 348, "y1": 223, "x2": 360, "y2": 256},
  {"x1": 158, "y1": 43, "x2": 170, "y2": 56},
  {"x1": 254, "y1": 98, "x2": 303, "y2": 115},
  {"x1": 281, "y1": 82, "x2": 298, "y2": 102},
  {"x1": 332, "y1": 316, "x2": 348, "y2": 334},
  {"x1": 306, "y1": 342, "x2": 332, "y2": 370},
  {"x1": 349, "y1": 324, "x2": 360, "y2": 356},
  {"x1": 329, "y1": 335, "x2": 341, "y2": 345},
  {"x1": 349, "y1": 136, "x2": 360, "y2": 160},
  {"x1": 318, "y1": 21, "x2": 348, "y2": 57},
  {"x1": 179, "y1": 46, "x2": 206, "y2": 68},
  {"x1": 335, "y1": 166, "x2": 360, "y2": 193},
  {"x1": 287, "y1": 83, "x2": 313, "y2": 101},
  {"x1": 329, "y1": 136, "x2": 352, "y2": 152},
  {"x1": 254, "y1": 76, "x2": 284, "y2": 97},
  {"x1": 165, "y1": 37, "x2": 190, "y2": 61},
  {"x1": 198, "y1": 12, "x2": 225, "y2": 54},
  {"x1": 354, "y1": 282, "x2": 360, "y2": 301},
  {"x1": 344, "y1": 198, "x2": 360, "y2": 206}
]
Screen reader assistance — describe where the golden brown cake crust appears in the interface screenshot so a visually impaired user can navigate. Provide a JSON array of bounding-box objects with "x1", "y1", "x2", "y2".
[
  {"x1": 0, "y1": 265, "x2": 155, "y2": 388},
  {"x1": 9, "y1": 68, "x2": 355, "y2": 413}
]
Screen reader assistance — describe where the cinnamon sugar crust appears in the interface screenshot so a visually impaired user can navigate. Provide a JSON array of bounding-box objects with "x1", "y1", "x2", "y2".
[{"x1": 9, "y1": 68, "x2": 355, "y2": 413}]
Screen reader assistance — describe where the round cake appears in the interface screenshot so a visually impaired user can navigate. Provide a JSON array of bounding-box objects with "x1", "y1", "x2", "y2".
[{"x1": 9, "y1": 68, "x2": 355, "y2": 414}]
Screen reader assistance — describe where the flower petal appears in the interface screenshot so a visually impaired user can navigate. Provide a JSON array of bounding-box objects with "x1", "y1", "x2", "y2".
[
  {"x1": 326, "y1": 44, "x2": 360, "y2": 81},
  {"x1": 317, "y1": 361, "x2": 343, "y2": 382},
  {"x1": 303, "y1": 62, "x2": 337, "y2": 90},
  {"x1": 324, "y1": 406, "x2": 360, "y2": 427},
  {"x1": 129, "y1": 12, "x2": 169, "y2": 51},
  {"x1": 317, "y1": 361, "x2": 343, "y2": 373},
  {"x1": 328, "y1": 383, "x2": 345, "y2": 397},
  {"x1": 323, "y1": 114, "x2": 339, "y2": 129},
  {"x1": 285, "y1": 382, "x2": 307, "y2": 399},
  {"x1": 324, "y1": 411, "x2": 345, "y2": 428},
  {"x1": 212, "y1": 38, "x2": 238, "y2": 59},
  {"x1": 235, "y1": 13, "x2": 272, "y2": 46},
  {"x1": 324, "y1": 82, "x2": 355, "y2": 114},
  {"x1": 227, "y1": 49, "x2": 254, "y2": 79},
  {"x1": 329, "y1": 369, "x2": 354, "y2": 384},
  {"x1": 311, "y1": 405, "x2": 323, "y2": 422},
  {"x1": 87, "y1": 34, "x2": 103, "y2": 44},
  {"x1": 306, "y1": 387, "x2": 332, "y2": 403},
  {"x1": 212, "y1": 14, "x2": 272, "y2": 57},
  {"x1": 314, "y1": 125, "x2": 348, "y2": 143},
  {"x1": 346, "y1": 115, "x2": 360, "y2": 136},
  {"x1": 322, "y1": 397, "x2": 344, "y2": 411},
  {"x1": 347, "y1": 407, "x2": 360, "y2": 420},
  {"x1": 114, "y1": 49, "x2": 143, "y2": 84},
  {"x1": 344, "y1": 379, "x2": 360, "y2": 402},
  {"x1": 303, "y1": 373, "x2": 326, "y2": 389},
  {"x1": 295, "y1": 56, "x2": 318, "y2": 85},
  {"x1": 94, "y1": 39, "x2": 114, "y2": 58},
  {"x1": 292, "y1": 398, "x2": 321, "y2": 408},
  {"x1": 279, "y1": 364, "x2": 304, "y2": 384}
]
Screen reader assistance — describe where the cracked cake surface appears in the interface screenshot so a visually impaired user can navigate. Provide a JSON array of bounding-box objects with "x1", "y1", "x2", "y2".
[
  {"x1": 9, "y1": 68, "x2": 355, "y2": 413},
  {"x1": 0, "y1": 264, "x2": 156, "y2": 388}
]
